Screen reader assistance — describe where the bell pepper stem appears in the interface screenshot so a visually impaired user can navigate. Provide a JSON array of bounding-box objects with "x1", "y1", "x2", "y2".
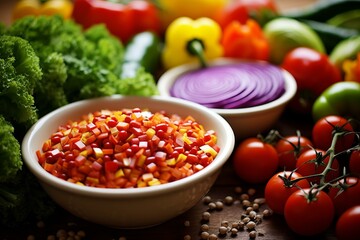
[{"x1": 187, "y1": 39, "x2": 207, "y2": 68}]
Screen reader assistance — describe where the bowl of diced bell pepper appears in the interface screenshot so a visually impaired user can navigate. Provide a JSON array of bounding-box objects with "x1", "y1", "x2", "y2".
[{"x1": 21, "y1": 95, "x2": 235, "y2": 229}]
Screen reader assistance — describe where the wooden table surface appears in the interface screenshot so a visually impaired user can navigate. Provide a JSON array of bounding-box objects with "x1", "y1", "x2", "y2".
[{"x1": 0, "y1": 1, "x2": 337, "y2": 240}]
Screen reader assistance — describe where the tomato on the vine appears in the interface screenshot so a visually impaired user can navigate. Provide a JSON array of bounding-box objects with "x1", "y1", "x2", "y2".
[
  {"x1": 349, "y1": 150, "x2": 360, "y2": 176},
  {"x1": 336, "y1": 205, "x2": 360, "y2": 240},
  {"x1": 328, "y1": 177, "x2": 360, "y2": 216},
  {"x1": 275, "y1": 135, "x2": 313, "y2": 171},
  {"x1": 312, "y1": 115, "x2": 354, "y2": 153},
  {"x1": 295, "y1": 149, "x2": 339, "y2": 184},
  {"x1": 284, "y1": 188, "x2": 334, "y2": 236},
  {"x1": 233, "y1": 137, "x2": 279, "y2": 184},
  {"x1": 264, "y1": 171, "x2": 310, "y2": 215}
]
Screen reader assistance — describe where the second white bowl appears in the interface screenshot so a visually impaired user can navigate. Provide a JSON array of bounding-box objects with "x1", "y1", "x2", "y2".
[{"x1": 157, "y1": 58, "x2": 297, "y2": 139}]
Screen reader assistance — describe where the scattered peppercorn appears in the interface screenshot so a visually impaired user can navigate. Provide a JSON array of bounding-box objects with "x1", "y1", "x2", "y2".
[
  {"x1": 247, "y1": 188, "x2": 256, "y2": 196},
  {"x1": 230, "y1": 227, "x2": 238, "y2": 235},
  {"x1": 254, "y1": 198, "x2": 266, "y2": 205},
  {"x1": 246, "y1": 221, "x2": 256, "y2": 230},
  {"x1": 202, "y1": 211, "x2": 211, "y2": 222},
  {"x1": 249, "y1": 230, "x2": 257, "y2": 239},
  {"x1": 208, "y1": 202, "x2": 217, "y2": 210},
  {"x1": 201, "y1": 224, "x2": 210, "y2": 232},
  {"x1": 249, "y1": 211, "x2": 257, "y2": 220},
  {"x1": 184, "y1": 235, "x2": 191, "y2": 240},
  {"x1": 184, "y1": 220, "x2": 190, "y2": 227},
  {"x1": 201, "y1": 231, "x2": 210, "y2": 239},
  {"x1": 224, "y1": 196, "x2": 234, "y2": 205},
  {"x1": 188, "y1": 187, "x2": 272, "y2": 239},
  {"x1": 218, "y1": 226, "x2": 228, "y2": 235},
  {"x1": 209, "y1": 233, "x2": 218, "y2": 240},
  {"x1": 221, "y1": 220, "x2": 229, "y2": 227},
  {"x1": 203, "y1": 195, "x2": 212, "y2": 204},
  {"x1": 263, "y1": 209, "x2": 272, "y2": 218},
  {"x1": 240, "y1": 193, "x2": 250, "y2": 201},
  {"x1": 215, "y1": 201, "x2": 224, "y2": 210},
  {"x1": 242, "y1": 199, "x2": 252, "y2": 208},
  {"x1": 234, "y1": 186, "x2": 243, "y2": 194}
]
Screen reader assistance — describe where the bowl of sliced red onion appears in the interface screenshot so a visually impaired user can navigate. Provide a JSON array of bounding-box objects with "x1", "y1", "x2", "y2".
[{"x1": 158, "y1": 58, "x2": 297, "y2": 138}]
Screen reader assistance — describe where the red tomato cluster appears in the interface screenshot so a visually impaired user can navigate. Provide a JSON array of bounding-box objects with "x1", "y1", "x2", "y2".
[{"x1": 232, "y1": 115, "x2": 360, "y2": 237}]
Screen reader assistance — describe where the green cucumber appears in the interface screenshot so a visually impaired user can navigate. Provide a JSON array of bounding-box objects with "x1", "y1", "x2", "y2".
[
  {"x1": 327, "y1": 9, "x2": 360, "y2": 31},
  {"x1": 121, "y1": 31, "x2": 162, "y2": 78},
  {"x1": 302, "y1": 19, "x2": 359, "y2": 53},
  {"x1": 283, "y1": 0, "x2": 360, "y2": 22}
]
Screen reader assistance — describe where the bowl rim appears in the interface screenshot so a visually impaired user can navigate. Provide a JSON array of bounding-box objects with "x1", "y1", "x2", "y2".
[
  {"x1": 22, "y1": 95, "x2": 235, "y2": 198},
  {"x1": 157, "y1": 58, "x2": 297, "y2": 116}
]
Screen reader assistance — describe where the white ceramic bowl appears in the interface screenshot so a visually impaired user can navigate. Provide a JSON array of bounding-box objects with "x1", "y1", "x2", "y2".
[
  {"x1": 157, "y1": 58, "x2": 297, "y2": 139},
  {"x1": 22, "y1": 95, "x2": 235, "y2": 229}
]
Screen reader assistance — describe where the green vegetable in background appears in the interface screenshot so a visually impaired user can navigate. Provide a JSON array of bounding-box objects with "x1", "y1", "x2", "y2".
[
  {"x1": 121, "y1": 31, "x2": 162, "y2": 79},
  {"x1": 277, "y1": 0, "x2": 360, "y2": 54},
  {"x1": 0, "y1": 116, "x2": 22, "y2": 182},
  {"x1": 0, "y1": 115, "x2": 56, "y2": 227},
  {"x1": 330, "y1": 36, "x2": 360, "y2": 68},
  {"x1": 312, "y1": 81, "x2": 360, "y2": 121},
  {"x1": 327, "y1": 9, "x2": 360, "y2": 31},
  {"x1": 3, "y1": 15, "x2": 158, "y2": 116},
  {"x1": 282, "y1": 0, "x2": 360, "y2": 22},
  {"x1": 0, "y1": 35, "x2": 57, "y2": 228},
  {"x1": 4, "y1": 15, "x2": 124, "y2": 115},
  {"x1": 263, "y1": 18, "x2": 325, "y2": 64},
  {"x1": 300, "y1": 19, "x2": 359, "y2": 54},
  {"x1": 0, "y1": 35, "x2": 41, "y2": 129}
]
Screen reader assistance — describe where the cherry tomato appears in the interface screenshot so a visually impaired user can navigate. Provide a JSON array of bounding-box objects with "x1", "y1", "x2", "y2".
[
  {"x1": 284, "y1": 188, "x2": 334, "y2": 236},
  {"x1": 328, "y1": 177, "x2": 360, "y2": 216},
  {"x1": 349, "y1": 150, "x2": 360, "y2": 176},
  {"x1": 336, "y1": 205, "x2": 360, "y2": 240},
  {"x1": 275, "y1": 135, "x2": 313, "y2": 171},
  {"x1": 233, "y1": 137, "x2": 279, "y2": 184},
  {"x1": 312, "y1": 115, "x2": 354, "y2": 153},
  {"x1": 295, "y1": 149, "x2": 339, "y2": 185},
  {"x1": 281, "y1": 47, "x2": 341, "y2": 113},
  {"x1": 264, "y1": 171, "x2": 310, "y2": 215}
]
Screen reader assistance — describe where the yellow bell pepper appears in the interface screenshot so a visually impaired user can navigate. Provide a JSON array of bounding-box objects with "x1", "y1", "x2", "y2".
[
  {"x1": 12, "y1": 0, "x2": 73, "y2": 21},
  {"x1": 162, "y1": 17, "x2": 223, "y2": 69},
  {"x1": 158, "y1": 0, "x2": 228, "y2": 28}
]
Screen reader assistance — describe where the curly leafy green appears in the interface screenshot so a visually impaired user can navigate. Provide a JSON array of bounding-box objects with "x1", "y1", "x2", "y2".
[
  {"x1": 0, "y1": 115, "x2": 56, "y2": 228},
  {"x1": 0, "y1": 115, "x2": 22, "y2": 183},
  {"x1": 4, "y1": 15, "x2": 158, "y2": 115},
  {"x1": 0, "y1": 35, "x2": 41, "y2": 128}
]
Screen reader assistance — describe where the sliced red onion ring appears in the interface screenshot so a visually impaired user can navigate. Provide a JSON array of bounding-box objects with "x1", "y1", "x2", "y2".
[{"x1": 170, "y1": 62, "x2": 285, "y2": 109}]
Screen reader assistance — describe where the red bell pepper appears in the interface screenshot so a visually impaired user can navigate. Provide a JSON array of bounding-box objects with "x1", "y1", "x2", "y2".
[
  {"x1": 221, "y1": 19, "x2": 269, "y2": 61},
  {"x1": 216, "y1": 0, "x2": 278, "y2": 29},
  {"x1": 72, "y1": 0, "x2": 161, "y2": 43}
]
